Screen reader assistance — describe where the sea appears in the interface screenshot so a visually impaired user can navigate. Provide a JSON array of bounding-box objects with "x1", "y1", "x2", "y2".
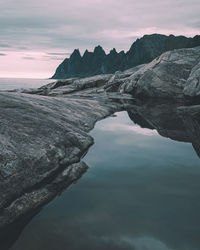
[{"x1": 0, "y1": 78, "x2": 55, "y2": 91}]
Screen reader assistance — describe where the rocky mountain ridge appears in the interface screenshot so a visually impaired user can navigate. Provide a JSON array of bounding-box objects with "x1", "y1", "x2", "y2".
[{"x1": 52, "y1": 34, "x2": 200, "y2": 79}]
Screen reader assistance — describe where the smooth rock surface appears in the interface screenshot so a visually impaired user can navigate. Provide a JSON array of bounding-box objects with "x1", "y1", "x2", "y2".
[
  {"x1": 22, "y1": 74, "x2": 112, "y2": 97},
  {"x1": 121, "y1": 47, "x2": 200, "y2": 99},
  {"x1": 184, "y1": 61, "x2": 200, "y2": 98},
  {"x1": 0, "y1": 92, "x2": 122, "y2": 228}
]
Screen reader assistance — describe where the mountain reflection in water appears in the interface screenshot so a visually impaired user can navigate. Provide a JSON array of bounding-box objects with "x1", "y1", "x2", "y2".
[
  {"x1": 2, "y1": 102, "x2": 200, "y2": 250},
  {"x1": 127, "y1": 102, "x2": 200, "y2": 158}
]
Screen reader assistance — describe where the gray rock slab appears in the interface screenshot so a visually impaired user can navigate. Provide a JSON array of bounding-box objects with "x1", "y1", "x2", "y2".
[{"x1": 0, "y1": 92, "x2": 122, "y2": 227}]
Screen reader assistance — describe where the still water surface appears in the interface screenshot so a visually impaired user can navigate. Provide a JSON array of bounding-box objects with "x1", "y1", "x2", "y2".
[
  {"x1": 10, "y1": 112, "x2": 200, "y2": 250},
  {"x1": 0, "y1": 78, "x2": 54, "y2": 90}
]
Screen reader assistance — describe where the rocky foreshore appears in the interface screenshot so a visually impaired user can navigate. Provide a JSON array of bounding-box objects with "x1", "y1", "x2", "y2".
[
  {"x1": 21, "y1": 46, "x2": 200, "y2": 101},
  {"x1": 1, "y1": 45, "x2": 200, "y2": 246},
  {"x1": 0, "y1": 92, "x2": 125, "y2": 231}
]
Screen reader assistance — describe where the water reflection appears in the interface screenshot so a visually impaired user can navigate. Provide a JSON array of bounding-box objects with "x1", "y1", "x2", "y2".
[
  {"x1": 2, "y1": 102, "x2": 200, "y2": 250},
  {"x1": 0, "y1": 210, "x2": 39, "y2": 250},
  {"x1": 127, "y1": 102, "x2": 200, "y2": 158}
]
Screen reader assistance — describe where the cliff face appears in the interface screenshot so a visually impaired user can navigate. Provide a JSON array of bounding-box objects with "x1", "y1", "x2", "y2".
[{"x1": 51, "y1": 34, "x2": 200, "y2": 79}]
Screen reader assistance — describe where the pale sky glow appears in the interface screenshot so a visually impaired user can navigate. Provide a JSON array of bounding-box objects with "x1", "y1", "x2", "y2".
[
  {"x1": 98, "y1": 123, "x2": 158, "y2": 137},
  {"x1": 0, "y1": 0, "x2": 200, "y2": 78},
  {"x1": 0, "y1": 51, "x2": 71, "y2": 78}
]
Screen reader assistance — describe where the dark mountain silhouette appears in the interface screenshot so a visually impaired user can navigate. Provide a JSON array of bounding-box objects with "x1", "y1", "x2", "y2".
[{"x1": 51, "y1": 34, "x2": 200, "y2": 79}]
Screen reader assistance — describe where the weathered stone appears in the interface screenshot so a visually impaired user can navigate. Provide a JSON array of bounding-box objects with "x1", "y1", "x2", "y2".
[
  {"x1": 184, "y1": 61, "x2": 200, "y2": 98},
  {"x1": 0, "y1": 92, "x2": 122, "y2": 228},
  {"x1": 121, "y1": 47, "x2": 200, "y2": 99}
]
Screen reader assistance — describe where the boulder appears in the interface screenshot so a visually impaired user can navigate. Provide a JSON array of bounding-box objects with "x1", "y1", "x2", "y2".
[{"x1": 121, "y1": 47, "x2": 200, "y2": 99}]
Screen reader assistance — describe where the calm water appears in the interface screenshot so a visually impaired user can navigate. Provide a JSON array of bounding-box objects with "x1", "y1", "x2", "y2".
[
  {"x1": 9, "y1": 111, "x2": 200, "y2": 250},
  {"x1": 0, "y1": 78, "x2": 54, "y2": 90}
]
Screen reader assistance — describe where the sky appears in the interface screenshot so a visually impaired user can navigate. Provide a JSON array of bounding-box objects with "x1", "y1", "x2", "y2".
[{"x1": 0, "y1": 0, "x2": 200, "y2": 78}]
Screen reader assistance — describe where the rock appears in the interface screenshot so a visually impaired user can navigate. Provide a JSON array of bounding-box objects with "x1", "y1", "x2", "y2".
[
  {"x1": 121, "y1": 47, "x2": 200, "y2": 99},
  {"x1": 0, "y1": 92, "x2": 122, "y2": 228},
  {"x1": 105, "y1": 65, "x2": 145, "y2": 92},
  {"x1": 183, "y1": 61, "x2": 200, "y2": 99},
  {"x1": 22, "y1": 74, "x2": 112, "y2": 97}
]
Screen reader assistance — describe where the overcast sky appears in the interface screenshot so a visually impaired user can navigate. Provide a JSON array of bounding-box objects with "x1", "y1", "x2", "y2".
[{"x1": 0, "y1": 0, "x2": 200, "y2": 78}]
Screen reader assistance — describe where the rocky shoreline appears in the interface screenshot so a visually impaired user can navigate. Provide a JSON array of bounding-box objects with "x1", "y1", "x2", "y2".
[
  {"x1": 20, "y1": 46, "x2": 200, "y2": 101},
  {"x1": 0, "y1": 92, "x2": 127, "y2": 230},
  {"x1": 1, "y1": 46, "x2": 200, "y2": 247}
]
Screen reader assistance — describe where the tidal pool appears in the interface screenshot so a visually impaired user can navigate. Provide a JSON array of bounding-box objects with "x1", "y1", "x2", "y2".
[{"x1": 10, "y1": 111, "x2": 200, "y2": 250}]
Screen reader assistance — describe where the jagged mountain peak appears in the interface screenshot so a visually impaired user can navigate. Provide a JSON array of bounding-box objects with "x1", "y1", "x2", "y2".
[
  {"x1": 93, "y1": 45, "x2": 106, "y2": 54},
  {"x1": 70, "y1": 49, "x2": 81, "y2": 58},
  {"x1": 83, "y1": 49, "x2": 89, "y2": 55},
  {"x1": 109, "y1": 48, "x2": 117, "y2": 55}
]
